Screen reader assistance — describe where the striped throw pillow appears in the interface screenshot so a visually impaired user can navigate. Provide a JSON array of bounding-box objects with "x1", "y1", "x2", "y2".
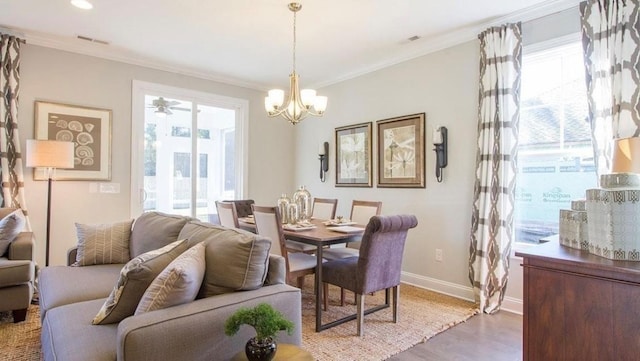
[{"x1": 74, "y1": 220, "x2": 134, "y2": 266}]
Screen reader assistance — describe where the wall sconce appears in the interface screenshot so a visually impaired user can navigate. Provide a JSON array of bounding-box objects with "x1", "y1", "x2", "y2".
[
  {"x1": 319, "y1": 142, "x2": 329, "y2": 182},
  {"x1": 433, "y1": 126, "x2": 448, "y2": 183}
]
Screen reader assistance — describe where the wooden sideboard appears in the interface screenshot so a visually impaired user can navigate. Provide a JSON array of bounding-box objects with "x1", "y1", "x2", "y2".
[{"x1": 516, "y1": 240, "x2": 640, "y2": 361}]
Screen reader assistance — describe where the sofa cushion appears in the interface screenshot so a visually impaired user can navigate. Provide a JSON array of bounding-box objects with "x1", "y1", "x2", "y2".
[
  {"x1": 0, "y1": 209, "x2": 25, "y2": 257},
  {"x1": 135, "y1": 242, "x2": 206, "y2": 314},
  {"x1": 129, "y1": 212, "x2": 190, "y2": 258},
  {"x1": 74, "y1": 220, "x2": 134, "y2": 266},
  {"x1": 179, "y1": 221, "x2": 271, "y2": 297},
  {"x1": 93, "y1": 239, "x2": 189, "y2": 325},
  {"x1": 0, "y1": 258, "x2": 33, "y2": 287},
  {"x1": 39, "y1": 264, "x2": 124, "y2": 319},
  {"x1": 42, "y1": 298, "x2": 118, "y2": 361}
]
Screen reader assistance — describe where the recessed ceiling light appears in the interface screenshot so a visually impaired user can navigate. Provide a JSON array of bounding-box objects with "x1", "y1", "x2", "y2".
[{"x1": 71, "y1": 0, "x2": 93, "y2": 10}]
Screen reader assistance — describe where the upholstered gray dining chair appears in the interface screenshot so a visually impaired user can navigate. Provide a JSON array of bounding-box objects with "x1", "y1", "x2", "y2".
[
  {"x1": 215, "y1": 201, "x2": 239, "y2": 228},
  {"x1": 222, "y1": 199, "x2": 255, "y2": 218},
  {"x1": 321, "y1": 214, "x2": 417, "y2": 336}
]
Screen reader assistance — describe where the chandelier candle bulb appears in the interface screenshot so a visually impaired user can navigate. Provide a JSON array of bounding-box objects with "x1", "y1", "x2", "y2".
[{"x1": 265, "y1": 2, "x2": 327, "y2": 124}]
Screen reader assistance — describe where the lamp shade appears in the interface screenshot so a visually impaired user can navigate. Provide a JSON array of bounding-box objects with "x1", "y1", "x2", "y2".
[
  {"x1": 612, "y1": 137, "x2": 640, "y2": 174},
  {"x1": 25, "y1": 140, "x2": 75, "y2": 169}
]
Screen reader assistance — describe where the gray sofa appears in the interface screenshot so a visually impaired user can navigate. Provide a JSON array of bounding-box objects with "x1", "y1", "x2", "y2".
[{"x1": 38, "y1": 212, "x2": 302, "y2": 361}]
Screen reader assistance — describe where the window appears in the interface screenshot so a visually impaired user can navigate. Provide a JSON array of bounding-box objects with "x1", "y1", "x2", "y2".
[
  {"x1": 131, "y1": 81, "x2": 248, "y2": 221},
  {"x1": 515, "y1": 41, "x2": 597, "y2": 245}
]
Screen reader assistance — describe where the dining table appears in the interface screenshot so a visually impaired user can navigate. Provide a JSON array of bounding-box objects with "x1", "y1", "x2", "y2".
[{"x1": 238, "y1": 217, "x2": 364, "y2": 332}]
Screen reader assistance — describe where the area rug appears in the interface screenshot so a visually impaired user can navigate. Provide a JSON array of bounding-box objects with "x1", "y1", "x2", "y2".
[
  {"x1": 0, "y1": 283, "x2": 477, "y2": 361},
  {"x1": 0, "y1": 305, "x2": 42, "y2": 361},
  {"x1": 301, "y1": 282, "x2": 478, "y2": 361}
]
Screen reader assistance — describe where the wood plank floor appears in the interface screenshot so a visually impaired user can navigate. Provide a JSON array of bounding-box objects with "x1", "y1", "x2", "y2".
[{"x1": 388, "y1": 310, "x2": 523, "y2": 361}]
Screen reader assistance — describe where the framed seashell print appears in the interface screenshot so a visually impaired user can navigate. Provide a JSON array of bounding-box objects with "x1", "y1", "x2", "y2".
[{"x1": 33, "y1": 101, "x2": 111, "y2": 180}]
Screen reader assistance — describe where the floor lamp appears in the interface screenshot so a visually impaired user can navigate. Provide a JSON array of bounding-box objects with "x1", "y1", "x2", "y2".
[{"x1": 26, "y1": 140, "x2": 74, "y2": 266}]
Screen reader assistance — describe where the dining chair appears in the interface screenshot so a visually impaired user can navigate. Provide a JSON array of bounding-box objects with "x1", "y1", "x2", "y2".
[
  {"x1": 215, "y1": 201, "x2": 240, "y2": 228},
  {"x1": 311, "y1": 198, "x2": 338, "y2": 220},
  {"x1": 252, "y1": 205, "x2": 318, "y2": 288},
  {"x1": 322, "y1": 214, "x2": 418, "y2": 336},
  {"x1": 321, "y1": 200, "x2": 382, "y2": 305},
  {"x1": 222, "y1": 199, "x2": 255, "y2": 218},
  {"x1": 286, "y1": 198, "x2": 338, "y2": 254},
  {"x1": 322, "y1": 200, "x2": 382, "y2": 260}
]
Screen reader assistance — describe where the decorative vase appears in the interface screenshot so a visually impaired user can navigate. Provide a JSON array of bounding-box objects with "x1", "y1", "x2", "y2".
[
  {"x1": 245, "y1": 337, "x2": 277, "y2": 361},
  {"x1": 276, "y1": 194, "x2": 290, "y2": 224},
  {"x1": 287, "y1": 203, "x2": 299, "y2": 225},
  {"x1": 292, "y1": 185, "x2": 312, "y2": 222}
]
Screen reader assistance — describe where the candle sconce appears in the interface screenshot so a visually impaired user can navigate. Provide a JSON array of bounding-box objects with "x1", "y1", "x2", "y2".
[
  {"x1": 319, "y1": 141, "x2": 329, "y2": 182},
  {"x1": 433, "y1": 126, "x2": 448, "y2": 183}
]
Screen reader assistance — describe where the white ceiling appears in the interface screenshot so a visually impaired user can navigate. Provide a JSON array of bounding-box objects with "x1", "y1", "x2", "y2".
[{"x1": 1, "y1": 0, "x2": 580, "y2": 90}]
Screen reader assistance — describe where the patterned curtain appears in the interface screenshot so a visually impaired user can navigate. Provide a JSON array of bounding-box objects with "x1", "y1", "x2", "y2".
[
  {"x1": 580, "y1": 0, "x2": 640, "y2": 178},
  {"x1": 469, "y1": 23, "x2": 522, "y2": 314},
  {"x1": 0, "y1": 33, "x2": 30, "y2": 228}
]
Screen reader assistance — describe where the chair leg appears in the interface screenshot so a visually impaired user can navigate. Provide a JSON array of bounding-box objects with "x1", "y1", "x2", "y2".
[
  {"x1": 392, "y1": 285, "x2": 399, "y2": 323},
  {"x1": 356, "y1": 293, "x2": 365, "y2": 336},
  {"x1": 296, "y1": 276, "x2": 305, "y2": 289},
  {"x1": 12, "y1": 308, "x2": 28, "y2": 323},
  {"x1": 341, "y1": 288, "x2": 346, "y2": 306}
]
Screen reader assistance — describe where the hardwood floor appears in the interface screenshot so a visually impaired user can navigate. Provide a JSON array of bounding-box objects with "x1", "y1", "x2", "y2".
[{"x1": 388, "y1": 310, "x2": 523, "y2": 361}]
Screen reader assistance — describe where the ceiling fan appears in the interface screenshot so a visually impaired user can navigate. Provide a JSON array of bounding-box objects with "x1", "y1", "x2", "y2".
[{"x1": 148, "y1": 96, "x2": 189, "y2": 117}]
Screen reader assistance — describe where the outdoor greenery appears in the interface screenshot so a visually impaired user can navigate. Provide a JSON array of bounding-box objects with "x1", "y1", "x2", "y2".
[{"x1": 224, "y1": 303, "x2": 294, "y2": 341}]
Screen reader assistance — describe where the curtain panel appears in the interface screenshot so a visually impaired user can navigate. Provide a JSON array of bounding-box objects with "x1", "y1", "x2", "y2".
[
  {"x1": 0, "y1": 33, "x2": 30, "y2": 228},
  {"x1": 580, "y1": 0, "x2": 640, "y2": 178},
  {"x1": 469, "y1": 23, "x2": 522, "y2": 314}
]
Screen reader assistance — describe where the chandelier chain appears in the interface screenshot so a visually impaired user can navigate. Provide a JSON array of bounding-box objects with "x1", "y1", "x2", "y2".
[{"x1": 292, "y1": 9, "x2": 297, "y2": 73}]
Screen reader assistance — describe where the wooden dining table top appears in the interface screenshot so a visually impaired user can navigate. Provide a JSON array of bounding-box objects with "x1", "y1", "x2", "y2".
[{"x1": 238, "y1": 218, "x2": 364, "y2": 245}]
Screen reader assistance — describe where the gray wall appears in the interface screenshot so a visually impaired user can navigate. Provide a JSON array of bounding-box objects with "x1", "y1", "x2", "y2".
[
  {"x1": 293, "y1": 6, "x2": 582, "y2": 313},
  {"x1": 19, "y1": 45, "x2": 295, "y2": 266}
]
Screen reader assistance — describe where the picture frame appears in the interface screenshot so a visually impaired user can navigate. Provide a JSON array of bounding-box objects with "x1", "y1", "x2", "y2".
[
  {"x1": 376, "y1": 113, "x2": 425, "y2": 188},
  {"x1": 335, "y1": 122, "x2": 373, "y2": 187},
  {"x1": 34, "y1": 101, "x2": 112, "y2": 181}
]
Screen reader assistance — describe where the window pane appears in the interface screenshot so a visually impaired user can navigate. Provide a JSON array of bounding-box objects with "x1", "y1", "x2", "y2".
[{"x1": 515, "y1": 42, "x2": 597, "y2": 244}]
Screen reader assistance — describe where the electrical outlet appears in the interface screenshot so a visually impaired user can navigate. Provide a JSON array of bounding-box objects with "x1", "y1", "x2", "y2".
[{"x1": 435, "y1": 248, "x2": 443, "y2": 262}]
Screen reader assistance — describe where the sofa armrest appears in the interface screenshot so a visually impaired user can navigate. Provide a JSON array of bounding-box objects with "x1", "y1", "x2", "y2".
[
  {"x1": 67, "y1": 247, "x2": 78, "y2": 266},
  {"x1": 8, "y1": 232, "x2": 34, "y2": 261},
  {"x1": 117, "y1": 284, "x2": 301, "y2": 361}
]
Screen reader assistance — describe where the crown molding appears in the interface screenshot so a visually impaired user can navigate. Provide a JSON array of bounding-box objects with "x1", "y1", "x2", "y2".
[
  {"x1": 3, "y1": 0, "x2": 581, "y2": 92},
  {"x1": 2, "y1": 25, "x2": 266, "y2": 91},
  {"x1": 315, "y1": 0, "x2": 582, "y2": 88}
]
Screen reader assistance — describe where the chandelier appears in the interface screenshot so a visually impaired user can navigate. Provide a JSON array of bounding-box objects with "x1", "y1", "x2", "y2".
[{"x1": 264, "y1": 3, "x2": 327, "y2": 125}]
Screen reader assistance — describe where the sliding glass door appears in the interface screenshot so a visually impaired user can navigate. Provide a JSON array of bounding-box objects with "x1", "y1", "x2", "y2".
[{"x1": 131, "y1": 81, "x2": 248, "y2": 221}]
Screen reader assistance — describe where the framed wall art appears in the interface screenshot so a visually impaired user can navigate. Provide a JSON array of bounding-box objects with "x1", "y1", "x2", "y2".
[
  {"x1": 335, "y1": 122, "x2": 372, "y2": 187},
  {"x1": 34, "y1": 101, "x2": 112, "y2": 180},
  {"x1": 376, "y1": 113, "x2": 425, "y2": 188}
]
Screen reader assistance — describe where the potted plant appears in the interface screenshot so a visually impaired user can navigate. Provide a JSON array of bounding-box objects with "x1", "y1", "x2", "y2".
[{"x1": 224, "y1": 303, "x2": 294, "y2": 361}]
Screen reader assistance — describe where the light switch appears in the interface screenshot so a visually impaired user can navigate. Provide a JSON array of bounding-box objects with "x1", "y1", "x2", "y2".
[{"x1": 99, "y1": 183, "x2": 120, "y2": 194}]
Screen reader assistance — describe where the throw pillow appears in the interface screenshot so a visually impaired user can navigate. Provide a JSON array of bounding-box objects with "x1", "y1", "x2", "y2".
[
  {"x1": 179, "y1": 221, "x2": 271, "y2": 297},
  {"x1": 135, "y1": 242, "x2": 206, "y2": 314},
  {"x1": 129, "y1": 212, "x2": 191, "y2": 258},
  {"x1": 0, "y1": 209, "x2": 26, "y2": 257},
  {"x1": 92, "y1": 239, "x2": 189, "y2": 325},
  {"x1": 74, "y1": 220, "x2": 134, "y2": 266}
]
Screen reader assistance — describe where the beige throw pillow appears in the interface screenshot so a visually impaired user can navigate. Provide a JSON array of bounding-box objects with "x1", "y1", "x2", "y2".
[
  {"x1": 178, "y1": 221, "x2": 271, "y2": 297},
  {"x1": 92, "y1": 239, "x2": 189, "y2": 325},
  {"x1": 135, "y1": 242, "x2": 206, "y2": 314},
  {"x1": 74, "y1": 220, "x2": 134, "y2": 266},
  {"x1": 0, "y1": 209, "x2": 25, "y2": 257}
]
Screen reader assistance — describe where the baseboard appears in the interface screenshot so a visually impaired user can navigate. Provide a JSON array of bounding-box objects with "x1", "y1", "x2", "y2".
[
  {"x1": 401, "y1": 271, "x2": 475, "y2": 302},
  {"x1": 500, "y1": 296, "x2": 523, "y2": 315},
  {"x1": 401, "y1": 271, "x2": 523, "y2": 315}
]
